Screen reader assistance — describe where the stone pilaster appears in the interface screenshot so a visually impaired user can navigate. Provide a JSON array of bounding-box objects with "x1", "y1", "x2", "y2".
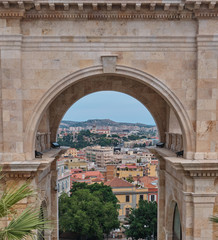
[
  {"x1": 158, "y1": 157, "x2": 166, "y2": 240},
  {"x1": 195, "y1": 18, "x2": 218, "y2": 160},
  {"x1": 0, "y1": 16, "x2": 24, "y2": 161}
]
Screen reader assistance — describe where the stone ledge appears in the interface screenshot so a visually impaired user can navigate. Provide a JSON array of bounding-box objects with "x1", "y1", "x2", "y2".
[
  {"x1": 0, "y1": 148, "x2": 66, "y2": 175},
  {"x1": 151, "y1": 147, "x2": 218, "y2": 177}
]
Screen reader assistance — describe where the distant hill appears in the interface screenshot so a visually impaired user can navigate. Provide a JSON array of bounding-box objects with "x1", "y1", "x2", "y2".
[{"x1": 60, "y1": 119, "x2": 155, "y2": 129}]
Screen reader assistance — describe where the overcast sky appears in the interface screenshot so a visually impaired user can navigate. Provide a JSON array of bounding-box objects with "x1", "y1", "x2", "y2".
[{"x1": 63, "y1": 91, "x2": 155, "y2": 125}]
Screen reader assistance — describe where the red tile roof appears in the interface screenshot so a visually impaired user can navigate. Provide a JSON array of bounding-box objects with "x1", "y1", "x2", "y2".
[
  {"x1": 71, "y1": 171, "x2": 104, "y2": 180},
  {"x1": 92, "y1": 177, "x2": 104, "y2": 182},
  {"x1": 105, "y1": 177, "x2": 134, "y2": 188},
  {"x1": 138, "y1": 176, "x2": 158, "y2": 188}
]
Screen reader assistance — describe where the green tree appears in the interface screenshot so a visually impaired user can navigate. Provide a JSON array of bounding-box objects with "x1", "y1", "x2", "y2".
[
  {"x1": 59, "y1": 183, "x2": 120, "y2": 240},
  {"x1": 126, "y1": 176, "x2": 134, "y2": 183},
  {"x1": 0, "y1": 179, "x2": 50, "y2": 240},
  {"x1": 124, "y1": 200, "x2": 157, "y2": 240}
]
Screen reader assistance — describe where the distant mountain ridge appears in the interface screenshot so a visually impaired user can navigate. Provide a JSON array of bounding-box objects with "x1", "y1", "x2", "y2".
[{"x1": 60, "y1": 119, "x2": 155, "y2": 128}]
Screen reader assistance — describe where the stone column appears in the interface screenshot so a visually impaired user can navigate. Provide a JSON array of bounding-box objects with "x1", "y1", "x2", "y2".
[
  {"x1": 165, "y1": 132, "x2": 170, "y2": 149},
  {"x1": 175, "y1": 134, "x2": 183, "y2": 152},
  {"x1": 171, "y1": 133, "x2": 176, "y2": 152}
]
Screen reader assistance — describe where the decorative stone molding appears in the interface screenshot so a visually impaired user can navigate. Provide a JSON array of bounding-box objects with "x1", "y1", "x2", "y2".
[
  {"x1": 23, "y1": 12, "x2": 193, "y2": 20},
  {"x1": 64, "y1": 3, "x2": 69, "y2": 11},
  {"x1": 2, "y1": 1, "x2": 9, "y2": 9},
  {"x1": 107, "y1": 3, "x2": 112, "y2": 11},
  {"x1": 135, "y1": 3, "x2": 141, "y2": 11},
  {"x1": 0, "y1": 10, "x2": 24, "y2": 18},
  {"x1": 35, "y1": 3, "x2": 40, "y2": 10},
  {"x1": 121, "y1": 3, "x2": 126, "y2": 11},
  {"x1": 78, "y1": 3, "x2": 83, "y2": 10},
  {"x1": 0, "y1": 1, "x2": 217, "y2": 19},
  {"x1": 182, "y1": 160, "x2": 218, "y2": 178}
]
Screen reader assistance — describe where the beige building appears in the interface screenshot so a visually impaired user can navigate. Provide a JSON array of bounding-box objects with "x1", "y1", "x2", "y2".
[
  {"x1": 65, "y1": 157, "x2": 88, "y2": 170},
  {"x1": 105, "y1": 177, "x2": 149, "y2": 222},
  {"x1": 85, "y1": 146, "x2": 113, "y2": 167},
  {"x1": 63, "y1": 148, "x2": 78, "y2": 158},
  {"x1": 116, "y1": 164, "x2": 144, "y2": 179}
]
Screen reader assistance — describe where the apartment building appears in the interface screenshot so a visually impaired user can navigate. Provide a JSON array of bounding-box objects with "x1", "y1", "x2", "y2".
[
  {"x1": 57, "y1": 160, "x2": 71, "y2": 197},
  {"x1": 116, "y1": 164, "x2": 144, "y2": 178},
  {"x1": 85, "y1": 146, "x2": 113, "y2": 167}
]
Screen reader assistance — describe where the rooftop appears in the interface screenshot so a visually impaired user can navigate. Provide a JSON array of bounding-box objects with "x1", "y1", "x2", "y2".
[{"x1": 105, "y1": 177, "x2": 134, "y2": 188}]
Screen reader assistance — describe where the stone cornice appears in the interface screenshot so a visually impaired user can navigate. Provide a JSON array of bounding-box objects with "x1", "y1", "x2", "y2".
[
  {"x1": 0, "y1": 1, "x2": 218, "y2": 19},
  {"x1": 152, "y1": 148, "x2": 218, "y2": 178},
  {"x1": 181, "y1": 160, "x2": 218, "y2": 177}
]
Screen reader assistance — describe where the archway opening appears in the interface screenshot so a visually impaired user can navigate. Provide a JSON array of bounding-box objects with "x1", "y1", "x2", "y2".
[
  {"x1": 56, "y1": 90, "x2": 159, "y2": 240},
  {"x1": 173, "y1": 204, "x2": 182, "y2": 240}
]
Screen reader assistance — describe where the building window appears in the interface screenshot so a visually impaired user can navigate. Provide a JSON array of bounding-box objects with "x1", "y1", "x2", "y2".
[
  {"x1": 151, "y1": 195, "x2": 155, "y2": 201},
  {"x1": 140, "y1": 195, "x2": 143, "y2": 200},
  {"x1": 126, "y1": 208, "x2": 130, "y2": 217},
  {"x1": 126, "y1": 195, "x2": 130, "y2": 202}
]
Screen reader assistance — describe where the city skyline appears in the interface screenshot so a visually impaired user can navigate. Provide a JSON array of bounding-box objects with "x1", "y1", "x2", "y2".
[{"x1": 63, "y1": 91, "x2": 156, "y2": 125}]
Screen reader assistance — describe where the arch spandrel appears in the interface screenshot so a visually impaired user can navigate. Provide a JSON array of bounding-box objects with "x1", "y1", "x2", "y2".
[{"x1": 24, "y1": 65, "x2": 195, "y2": 160}]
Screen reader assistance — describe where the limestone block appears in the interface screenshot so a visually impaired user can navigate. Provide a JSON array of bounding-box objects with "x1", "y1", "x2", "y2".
[
  {"x1": 101, "y1": 56, "x2": 117, "y2": 73},
  {"x1": 194, "y1": 152, "x2": 205, "y2": 160}
]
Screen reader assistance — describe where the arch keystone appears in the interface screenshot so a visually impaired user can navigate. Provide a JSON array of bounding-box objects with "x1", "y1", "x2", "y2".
[{"x1": 101, "y1": 55, "x2": 118, "y2": 73}]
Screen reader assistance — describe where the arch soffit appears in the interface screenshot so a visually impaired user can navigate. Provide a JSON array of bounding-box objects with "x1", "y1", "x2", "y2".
[{"x1": 24, "y1": 65, "x2": 194, "y2": 158}]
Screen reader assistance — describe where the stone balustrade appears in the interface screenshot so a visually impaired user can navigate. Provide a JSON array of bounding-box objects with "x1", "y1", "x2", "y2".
[
  {"x1": 35, "y1": 132, "x2": 51, "y2": 152},
  {"x1": 165, "y1": 132, "x2": 183, "y2": 152}
]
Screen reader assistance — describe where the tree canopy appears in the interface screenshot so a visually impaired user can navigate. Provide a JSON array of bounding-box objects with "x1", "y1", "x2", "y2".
[
  {"x1": 59, "y1": 183, "x2": 120, "y2": 240},
  {"x1": 124, "y1": 200, "x2": 157, "y2": 240}
]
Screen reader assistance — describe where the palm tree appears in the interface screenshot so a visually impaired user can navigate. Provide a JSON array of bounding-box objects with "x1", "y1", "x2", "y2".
[
  {"x1": 0, "y1": 176, "x2": 50, "y2": 240},
  {"x1": 210, "y1": 216, "x2": 218, "y2": 223}
]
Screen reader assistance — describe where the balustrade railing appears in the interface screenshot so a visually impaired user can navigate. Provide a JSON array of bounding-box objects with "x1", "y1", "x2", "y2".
[
  {"x1": 35, "y1": 132, "x2": 51, "y2": 152},
  {"x1": 165, "y1": 132, "x2": 183, "y2": 152}
]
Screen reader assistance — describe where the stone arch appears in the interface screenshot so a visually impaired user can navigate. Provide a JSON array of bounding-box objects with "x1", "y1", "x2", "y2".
[{"x1": 24, "y1": 65, "x2": 194, "y2": 160}]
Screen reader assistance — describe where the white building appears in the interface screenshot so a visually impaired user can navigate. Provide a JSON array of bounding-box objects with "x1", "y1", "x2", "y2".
[{"x1": 57, "y1": 160, "x2": 71, "y2": 197}]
